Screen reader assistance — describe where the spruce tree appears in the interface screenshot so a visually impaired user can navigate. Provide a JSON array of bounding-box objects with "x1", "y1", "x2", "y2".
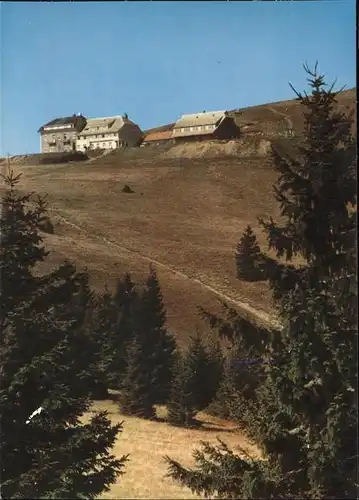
[
  {"x1": 167, "y1": 353, "x2": 196, "y2": 427},
  {"x1": 209, "y1": 340, "x2": 267, "y2": 441},
  {"x1": 205, "y1": 334, "x2": 225, "y2": 406},
  {"x1": 167, "y1": 332, "x2": 214, "y2": 427},
  {"x1": 197, "y1": 302, "x2": 270, "y2": 432},
  {"x1": 0, "y1": 177, "x2": 48, "y2": 321},
  {"x1": 136, "y1": 265, "x2": 177, "y2": 405},
  {"x1": 166, "y1": 64, "x2": 357, "y2": 498},
  {"x1": 184, "y1": 331, "x2": 213, "y2": 413},
  {"x1": 118, "y1": 335, "x2": 156, "y2": 419},
  {"x1": 0, "y1": 169, "x2": 128, "y2": 498},
  {"x1": 88, "y1": 288, "x2": 116, "y2": 399},
  {"x1": 235, "y1": 225, "x2": 264, "y2": 281},
  {"x1": 107, "y1": 273, "x2": 139, "y2": 388},
  {"x1": 112, "y1": 267, "x2": 176, "y2": 417}
]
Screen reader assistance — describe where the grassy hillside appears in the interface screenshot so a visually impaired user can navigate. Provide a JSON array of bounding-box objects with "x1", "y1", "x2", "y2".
[
  {"x1": 3, "y1": 88, "x2": 355, "y2": 346},
  {"x1": 8, "y1": 148, "x2": 279, "y2": 345},
  {"x1": 84, "y1": 398, "x2": 259, "y2": 499},
  {"x1": 229, "y1": 87, "x2": 356, "y2": 136},
  {"x1": 140, "y1": 88, "x2": 356, "y2": 139}
]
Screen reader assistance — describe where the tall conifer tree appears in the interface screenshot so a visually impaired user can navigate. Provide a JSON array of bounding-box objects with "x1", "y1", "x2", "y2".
[
  {"x1": 118, "y1": 335, "x2": 156, "y2": 419},
  {"x1": 167, "y1": 353, "x2": 196, "y2": 427},
  {"x1": 136, "y1": 265, "x2": 177, "y2": 405},
  {"x1": 235, "y1": 225, "x2": 264, "y2": 281},
  {"x1": 0, "y1": 169, "x2": 128, "y2": 499},
  {"x1": 166, "y1": 64, "x2": 357, "y2": 499},
  {"x1": 107, "y1": 274, "x2": 139, "y2": 387}
]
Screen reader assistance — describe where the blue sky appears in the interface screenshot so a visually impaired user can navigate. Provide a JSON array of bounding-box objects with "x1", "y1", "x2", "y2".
[{"x1": 1, "y1": 0, "x2": 356, "y2": 155}]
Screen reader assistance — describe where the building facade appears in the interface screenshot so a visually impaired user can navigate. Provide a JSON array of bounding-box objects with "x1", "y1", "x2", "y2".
[
  {"x1": 38, "y1": 115, "x2": 87, "y2": 153},
  {"x1": 142, "y1": 129, "x2": 174, "y2": 146},
  {"x1": 172, "y1": 110, "x2": 240, "y2": 142},
  {"x1": 76, "y1": 115, "x2": 143, "y2": 152}
]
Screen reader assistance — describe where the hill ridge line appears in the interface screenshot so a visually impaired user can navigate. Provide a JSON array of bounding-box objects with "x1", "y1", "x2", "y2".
[{"x1": 49, "y1": 208, "x2": 282, "y2": 332}]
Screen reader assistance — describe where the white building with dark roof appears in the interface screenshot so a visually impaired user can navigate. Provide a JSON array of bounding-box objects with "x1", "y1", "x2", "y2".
[
  {"x1": 172, "y1": 110, "x2": 240, "y2": 142},
  {"x1": 76, "y1": 115, "x2": 143, "y2": 151},
  {"x1": 38, "y1": 114, "x2": 87, "y2": 153}
]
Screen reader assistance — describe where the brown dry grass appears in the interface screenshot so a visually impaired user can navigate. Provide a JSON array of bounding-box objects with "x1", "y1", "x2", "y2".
[
  {"x1": 4, "y1": 88, "x2": 354, "y2": 345},
  {"x1": 10, "y1": 150, "x2": 280, "y2": 345},
  {"x1": 232, "y1": 88, "x2": 356, "y2": 134},
  {"x1": 84, "y1": 398, "x2": 259, "y2": 499}
]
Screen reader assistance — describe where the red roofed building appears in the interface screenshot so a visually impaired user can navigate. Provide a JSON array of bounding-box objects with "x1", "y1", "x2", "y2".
[{"x1": 142, "y1": 129, "x2": 174, "y2": 146}]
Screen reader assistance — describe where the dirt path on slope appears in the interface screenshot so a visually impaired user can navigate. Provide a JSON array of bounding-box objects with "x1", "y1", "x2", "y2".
[
  {"x1": 47, "y1": 208, "x2": 282, "y2": 331},
  {"x1": 267, "y1": 106, "x2": 294, "y2": 131}
]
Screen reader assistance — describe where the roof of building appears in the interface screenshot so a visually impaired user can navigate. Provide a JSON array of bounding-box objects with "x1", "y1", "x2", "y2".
[
  {"x1": 143, "y1": 130, "x2": 173, "y2": 142},
  {"x1": 38, "y1": 115, "x2": 86, "y2": 132},
  {"x1": 173, "y1": 111, "x2": 228, "y2": 129},
  {"x1": 143, "y1": 123, "x2": 175, "y2": 135},
  {"x1": 79, "y1": 115, "x2": 137, "y2": 137}
]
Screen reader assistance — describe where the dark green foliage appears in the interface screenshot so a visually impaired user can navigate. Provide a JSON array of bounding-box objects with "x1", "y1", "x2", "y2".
[
  {"x1": 0, "y1": 169, "x2": 127, "y2": 498},
  {"x1": 198, "y1": 302, "x2": 270, "y2": 436},
  {"x1": 262, "y1": 256, "x2": 304, "y2": 303},
  {"x1": 54, "y1": 264, "x2": 109, "y2": 400},
  {"x1": 92, "y1": 288, "x2": 119, "y2": 387},
  {"x1": 259, "y1": 67, "x2": 356, "y2": 302},
  {"x1": 167, "y1": 332, "x2": 217, "y2": 427},
  {"x1": 118, "y1": 335, "x2": 156, "y2": 419},
  {"x1": 205, "y1": 349, "x2": 236, "y2": 421},
  {"x1": 206, "y1": 338, "x2": 268, "y2": 445},
  {"x1": 107, "y1": 274, "x2": 139, "y2": 387},
  {"x1": 165, "y1": 439, "x2": 268, "y2": 500},
  {"x1": 79, "y1": 286, "x2": 113, "y2": 400},
  {"x1": 198, "y1": 301, "x2": 271, "y2": 353},
  {"x1": 183, "y1": 332, "x2": 214, "y2": 413},
  {"x1": 235, "y1": 225, "x2": 265, "y2": 281},
  {"x1": 205, "y1": 334, "x2": 225, "y2": 406},
  {"x1": 166, "y1": 64, "x2": 357, "y2": 499},
  {"x1": 0, "y1": 177, "x2": 49, "y2": 321},
  {"x1": 167, "y1": 353, "x2": 196, "y2": 427},
  {"x1": 135, "y1": 265, "x2": 177, "y2": 405},
  {"x1": 115, "y1": 266, "x2": 176, "y2": 416}
]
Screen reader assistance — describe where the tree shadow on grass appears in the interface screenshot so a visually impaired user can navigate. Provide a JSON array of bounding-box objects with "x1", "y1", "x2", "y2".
[{"x1": 195, "y1": 420, "x2": 240, "y2": 433}]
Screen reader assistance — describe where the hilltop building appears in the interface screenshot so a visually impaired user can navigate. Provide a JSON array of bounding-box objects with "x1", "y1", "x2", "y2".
[
  {"x1": 141, "y1": 123, "x2": 175, "y2": 146},
  {"x1": 172, "y1": 110, "x2": 240, "y2": 142},
  {"x1": 142, "y1": 130, "x2": 174, "y2": 146},
  {"x1": 76, "y1": 115, "x2": 143, "y2": 152},
  {"x1": 38, "y1": 114, "x2": 87, "y2": 153}
]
